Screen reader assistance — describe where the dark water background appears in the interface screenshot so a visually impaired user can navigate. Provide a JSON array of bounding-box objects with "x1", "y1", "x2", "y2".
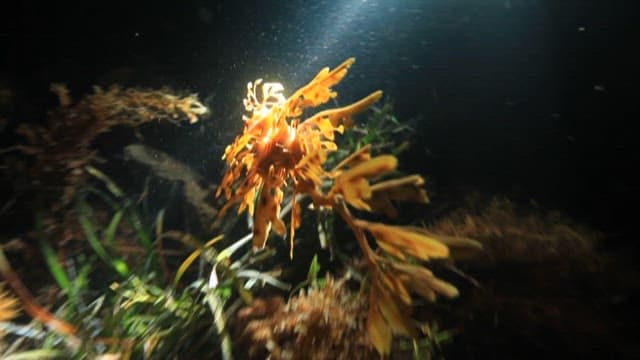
[
  {"x1": 3, "y1": 0, "x2": 636, "y2": 242},
  {"x1": 2, "y1": 0, "x2": 638, "y2": 357}
]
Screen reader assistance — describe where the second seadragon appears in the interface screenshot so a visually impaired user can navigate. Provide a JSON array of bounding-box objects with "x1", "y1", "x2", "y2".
[{"x1": 216, "y1": 58, "x2": 471, "y2": 355}]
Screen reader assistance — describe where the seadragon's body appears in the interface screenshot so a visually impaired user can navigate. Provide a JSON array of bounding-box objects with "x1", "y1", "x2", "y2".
[{"x1": 216, "y1": 58, "x2": 471, "y2": 355}]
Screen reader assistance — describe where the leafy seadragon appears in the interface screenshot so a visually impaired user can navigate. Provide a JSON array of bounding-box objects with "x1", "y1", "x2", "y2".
[{"x1": 216, "y1": 58, "x2": 474, "y2": 355}]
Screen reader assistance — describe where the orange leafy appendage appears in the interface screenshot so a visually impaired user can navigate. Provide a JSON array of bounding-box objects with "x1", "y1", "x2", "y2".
[{"x1": 216, "y1": 58, "x2": 472, "y2": 356}]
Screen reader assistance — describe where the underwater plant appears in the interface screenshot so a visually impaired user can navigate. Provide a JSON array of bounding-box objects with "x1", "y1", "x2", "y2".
[
  {"x1": 236, "y1": 274, "x2": 375, "y2": 360},
  {"x1": 0, "y1": 186, "x2": 232, "y2": 359},
  {"x1": 428, "y1": 195, "x2": 600, "y2": 266},
  {"x1": 10, "y1": 84, "x2": 207, "y2": 207},
  {"x1": 0, "y1": 84, "x2": 215, "y2": 358},
  {"x1": 0, "y1": 283, "x2": 19, "y2": 325},
  {"x1": 0, "y1": 284, "x2": 19, "y2": 353},
  {"x1": 1, "y1": 85, "x2": 208, "y2": 244},
  {"x1": 216, "y1": 58, "x2": 474, "y2": 355}
]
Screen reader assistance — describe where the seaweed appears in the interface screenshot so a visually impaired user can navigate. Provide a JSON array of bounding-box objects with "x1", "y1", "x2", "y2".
[
  {"x1": 235, "y1": 275, "x2": 375, "y2": 360},
  {"x1": 1, "y1": 85, "x2": 208, "y2": 243},
  {"x1": 427, "y1": 195, "x2": 601, "y2": 266}
]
